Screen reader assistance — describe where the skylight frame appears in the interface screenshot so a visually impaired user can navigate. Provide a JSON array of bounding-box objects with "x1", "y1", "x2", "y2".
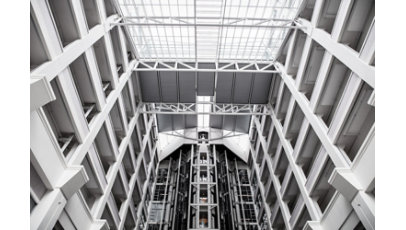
[{"x1": 117, "y1": 0, "x2": 303, "y2": 62}]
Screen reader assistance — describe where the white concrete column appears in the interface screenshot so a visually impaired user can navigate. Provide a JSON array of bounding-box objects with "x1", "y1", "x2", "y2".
[{"x1": 31, "y1": 110, "x2": 88, "y2": 198}]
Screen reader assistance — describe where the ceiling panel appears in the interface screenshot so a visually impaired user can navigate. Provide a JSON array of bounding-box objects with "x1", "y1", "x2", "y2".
[
  {"x1": 251, "y1": 73, "x2": 272, "y2": 104},
  {"x1": 159, "y1": 71, "x2": 178, "y2": 103},
  {"x1": 209, "y1": 115, "x2": 223, "y2": 129},
  {"x1": 209, "y1": 115, "x2": 251, "y2": 133},
  {"x1": 235, "y1": 115, "x2": 252, "y2": 133},
  {"x1": 215, "y1": 72, "x2": 234, "y2": 103},
  {"x1": 172, "y1": 115, "x2": 185, "y2": 130},
  {"x1": 158, "y1": 114, "x2": 250, "y2": 133},
  {"x1": 178, "y1": 72, "x2": 196, "y2": 103},
  {"x1": 233, "y1": 73, "x2": 253, "y2": 104},
  {"x1": 139, "y1": 69, "x2": 272, "y2": 105},
  {"x1": 223, "y1": 115, "x2": 236, "y2": 131},
  {"x1": 139, "y1": 71, "x2": 160, "y2": 102},
  {"x1": 157, "y1": 114, "x2": 173, "y2": 132},
  {"x1": 185, "y1": 115, "x2": 197, "y2": 128},
  {"x1": 157, "y1": 114, "x2": 197, "y2": 132},
  {"x1": 197, "y1": 63, "x2": 215, "y2": 96}
]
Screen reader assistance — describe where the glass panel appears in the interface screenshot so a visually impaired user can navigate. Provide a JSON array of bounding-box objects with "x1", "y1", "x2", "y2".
[
  {"x1": 197, "y1": 96, "x2": 211, "y2": 128},
  {"x1": 117, "y1": 0, "x2": 303, "y2": 61},
  {"x1": 199, "y1": 211, "x2": 208, "y2": 228}
]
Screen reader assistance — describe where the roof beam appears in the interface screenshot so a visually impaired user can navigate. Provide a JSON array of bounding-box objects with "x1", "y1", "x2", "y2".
[
  {"x1": 113, "y1": 22, "x2": 302, "y2": 29},
  {"x1": 133, "y1": 60, "x2": 279, "y2": 73},
  {"x1": 139, "y1": 102, "x2": 268, "y2": 115},
  {"x1": 123, "y1": 16, "x2": 294, "y2": 21}
]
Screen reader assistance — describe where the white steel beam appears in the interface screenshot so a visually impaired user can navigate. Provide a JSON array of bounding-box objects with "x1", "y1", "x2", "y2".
[
  {"x1": 133, "y1": 60, "x2": 279, "y2": 73},
  {"x1": 124, "y1": 16, "x2": 294, "y2": 21},
  {"x1": 140, "y1": 102, "x2": 268, "y2": 115},
  {"x1": 114, "y1": 21, "x2": 301, "y2": 29}
]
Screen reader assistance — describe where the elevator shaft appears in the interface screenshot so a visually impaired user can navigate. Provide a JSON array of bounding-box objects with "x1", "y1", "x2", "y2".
[
  {"x1": 187, "y1": 144, "x2": 220, "y2": 229},
  {"x1": 146, "y1": 144, "x2": 259, "y2": 230}
]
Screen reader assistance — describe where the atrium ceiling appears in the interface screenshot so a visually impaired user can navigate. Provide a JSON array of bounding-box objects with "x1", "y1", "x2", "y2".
[
  {"x1": 117, "y1": 0, "x2": 303, "y2": 62},
  {"x1": 116, "y1": 0, "x2": 304, "y2": 132}
]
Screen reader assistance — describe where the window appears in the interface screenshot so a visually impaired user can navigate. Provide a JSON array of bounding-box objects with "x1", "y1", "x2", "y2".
[
  {"x1": 199, "y1": 211, "x2": 208, "y2": 228},
  {"x1": 339, "y1": 0, "x2": 375, "y2": 52},
  {"x1": 109, "y1": 101, "x2": 126, "y2": 146},
  {"x1": 104, "y1": 0, "x2": 117, "y2": 17},
  {"x1": 153, "y1": 185, "x2": 166, "y2": 201},
  {"x1": 30, "y1": 12, "x2": 49, "y2": 71},
  {"x1": 122, "y1": 83, "x2": 135, "y2": 123},
  {"x1": 299, "y1": 42, "x2": 325, "y2": 100},
  {"x1": 285, "y1": 103, "x2": 305, "y2": 148},
  {"x1": 82, "y1": 0, "x2": 101, "y2": 29},
  {"x1": 47, "y1": 0, "x2": 80, "y2": 47},
  {"x1": 336, "y1": 82, "x2": 374, "y2": 161},
  {"x1": 69, "y1": 54, "x2": 99, "y2": 124},
  {"x1": 197, "y1": 96, "x2": 211, "y2": 128},
  {"x1": 311, "y1": 158, "x2": 336, "y2": 213},
  {"x1": 156, "y1": 168, "x2": 168, "y2": 183},
  {"x1": 94, "y1": 123, "x2": 117, "y2": 174},
  {"x1": 101, "y1": 204, "x2": 117, "y2": 230},
  {"x1": 200, "y1": 152, "x2": 207, "y2": 164},
  {"x1": 315, "y1": 58, "x2": 351, "y2": 127},
  {"x1": 80, "y1": 155, "x2": 103, "y2": 210},
  {"x1": 110, "y1": 27, "x2": 125, "y2": 76},
  {"x1": 124, "y1": 208, "x2": 136, "y2": 229},
  {"x1": 93, "y1": 38, "x2": 114, "y2": 97},
  {"x1": 200, "y1": 171, "x2": 208, "y2": 182},
  {"x1": 242, "y1": 204, "x2": 257, "y2": 223},
  {"x1": 241, "y1": 186, "x2": 253, "y2": 202},
  {"x1": 316, "y1": 0, "x2": 342, "y2": 34},
  {"x1": 42, "y1": 79, "x2": 78, "y2": 157},
  {"x1": 239, "y1": 169, "x2": 250, "y2": 184},
  {"x1": 122, "y1": 148, "x2": 136, "y2": 180},
  {"x1": 200, "y1": 189, "x2": 208, "y2": 204},
  {"x1": 30, "y1": 161, "x2": 48, "y2": 212},
  {"x1": 111, "y1": 175, "x2": 127, "y2": 210}
]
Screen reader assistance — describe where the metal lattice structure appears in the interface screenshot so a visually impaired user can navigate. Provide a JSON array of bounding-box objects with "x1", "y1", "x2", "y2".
[
  {"x1": 134, "y1": 60, "x2": 280, "y2": 73},
  {"x1": 141, "y1": 103, "x2": 268, "y2": 115},
  {"x1": 117, "y1": 0, "x2": 303, "y2": 62}
]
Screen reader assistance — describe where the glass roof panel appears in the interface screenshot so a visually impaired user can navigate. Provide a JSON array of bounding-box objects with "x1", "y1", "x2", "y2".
[{"x1": 117, "y1": 0, "x2": 303, "y2": 62}]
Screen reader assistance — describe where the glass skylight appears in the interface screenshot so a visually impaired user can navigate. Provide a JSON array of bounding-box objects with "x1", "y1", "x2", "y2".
[
  {"x1": 197, "y1": 96, "x2": 211, "y2": 127},
  {"x1": 117, "y1": 0, "x2": 303, "y2": 62}
]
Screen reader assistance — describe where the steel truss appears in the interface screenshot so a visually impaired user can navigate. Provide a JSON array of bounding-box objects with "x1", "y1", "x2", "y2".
[
  {"x1": 140, "y1": 103, "x2": 269, "y2": 115},
  {"x1": 114, "y1": 18, "x2": 301, "y2": 29},
  {"x1": 134, "y1": 60, "x2": 280, "y2": 73},
  {"x1": 162, "y1": 131, "x2": 246, "y2": 142}
]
